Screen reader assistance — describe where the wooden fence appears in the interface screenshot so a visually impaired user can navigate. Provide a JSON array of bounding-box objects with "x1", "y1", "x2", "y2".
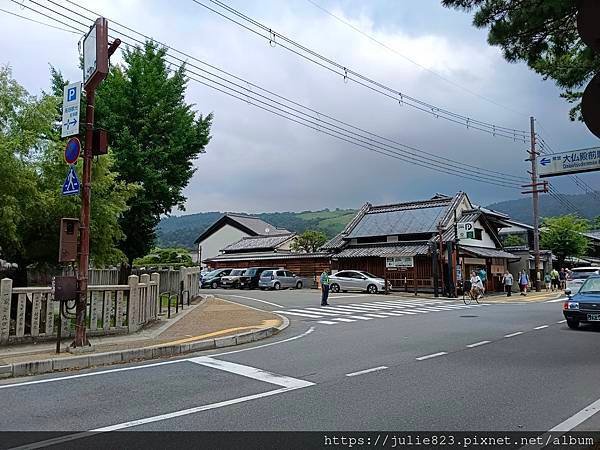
[{"x1": 0, "y1": 274, "x2": 161, "y2": 345}]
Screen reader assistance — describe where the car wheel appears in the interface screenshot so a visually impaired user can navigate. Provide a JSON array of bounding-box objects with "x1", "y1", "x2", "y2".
[
  {"x1": 567, "y1": 319, "x2": 579, "y2": 330},
  {"x1": 296, "y1": 281, "x2": 303, "y2": 289},
  {"x1": 367, "y1": 284, "x2": 378, "y2": 294},
  {"x1": 330, "y1": 283, "x2": 340, "y2": 293},
  {"x1": 211, "y1": 281, "x2": 218, "y2": 289},
  {"x1": 274, "y1": 282, "x2": 281, "y2": 290}
]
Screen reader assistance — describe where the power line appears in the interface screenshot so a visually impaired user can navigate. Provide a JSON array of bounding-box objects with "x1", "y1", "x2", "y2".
[
  {"x1": 304, "y1": 0, "x2": 528, "y2": 118},
  {"x1": 0, "y1": 5, "x2": 79, "y2": 34},
  {"x1": 189, "y1": 0, "x2": 530, "y2": 143},
  {"x1": 21, "y1": 0, "x2": 528, "y2": 190}
]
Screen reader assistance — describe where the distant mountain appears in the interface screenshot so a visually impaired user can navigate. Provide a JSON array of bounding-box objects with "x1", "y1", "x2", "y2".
[
  {"x1": 487, "y1": 191, "x2": 600, "y2": 224},
  {"x1": 157, "y1": 209, "x2": 357, "y2": 249}
]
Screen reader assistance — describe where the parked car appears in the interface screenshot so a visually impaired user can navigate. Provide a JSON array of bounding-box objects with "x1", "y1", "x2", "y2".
[
  {"x1": 329, "y1": 270, "x2": 390, "y2": 294},
  {"x1": 259, "y1": 269, "x2": 304, "y2": 290},
  {"x1": 563, "y1": 275, "x2": 600, "y2": 329},
  {"x1": 220, "y1": 269, "x2": 247, "y2": 289},
  {"x1": 200, "y1": 268, "x2": 233, "y2": 289},
  {"x1": 566, "y1": 267, "x2": 600, "y2": 293},
  {"x1": 239, "y1": 267, "x2": 277, "y2": 289}
]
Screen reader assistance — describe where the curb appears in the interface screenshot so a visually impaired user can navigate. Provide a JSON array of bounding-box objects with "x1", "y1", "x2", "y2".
[{"x1": 0, "y1": 295, "x2": 289, "y2": 380}]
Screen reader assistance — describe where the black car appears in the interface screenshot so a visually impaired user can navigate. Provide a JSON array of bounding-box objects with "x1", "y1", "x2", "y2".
[
  {"x1": 239, "y1": 267, "x2": 277, "y2": 289},
  {"x1": 200, "y1": 268, "x2": 233, "y2": 289},
  {"x1": 563, "y1": 275, "x2": 600, "y2": 329}
]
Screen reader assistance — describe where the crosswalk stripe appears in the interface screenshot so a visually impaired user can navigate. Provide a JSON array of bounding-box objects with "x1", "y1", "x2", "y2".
[
  {"x1": 363, "y1": 313, "x2": 388, "y2": 318},
  {"x1": 314, "y1": 307, "x2": 359, "y2": 314},
  {"x1": 377, "y1": 312, "x2": 406, "y2": 316},
  {"x1": 274, "y1": 310, "x2": 323, "y2": 318},
  {"x1": 332, "y1": 318, "x2": 357, "y2": 323},
  {"x1": 391, "y1": 310, "x2": 416, "y2": 315},
  {"x1": 347, "y1": 315, "x2": 374, "y2": 320},
  {"x1": 350, "y1": 303, "x2": 396, "y2": 310},
  {"x1": 317, "y1": 320, "x2": 338, "y2": 325},
  {"x1": 325, "y1": 305, "x2": 382, "y2": 313},
  {"x1": 303, "y1": 308, "x2": 352, "y2": 316}
]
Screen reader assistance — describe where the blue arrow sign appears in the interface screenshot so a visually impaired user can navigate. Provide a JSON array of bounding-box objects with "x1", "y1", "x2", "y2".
[
  {"x1": 62, "y1": 166, "x2": 80, "y2": 196},
  {"x1": 540, "y1": 157, "x2": 551, "y2": 166}
]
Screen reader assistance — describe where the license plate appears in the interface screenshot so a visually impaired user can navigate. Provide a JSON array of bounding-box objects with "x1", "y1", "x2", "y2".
[{"x1": 587, "y1": 314, "x2": 600, "y2": 321}]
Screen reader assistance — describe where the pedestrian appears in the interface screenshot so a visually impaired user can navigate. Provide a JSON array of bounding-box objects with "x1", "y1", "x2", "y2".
[
  {"x1": 502, "y1": 271, "x2": 513, "y2": 297},
  {"x1": 544, "y1": 272, "x2": 551, "y2": 292},
  {"x1": 559, "y1": 268, "x2": 567, "y2": 290},
  {"x1": 320, "y1": 269, "x2": 330, "y2": 306},
  {"x1": 550, "y1": 268, "x2": 559, "y2": 292},
  {"x1": 470, "y1": 271, "x2": 483, "y2": 300},
  {"x1": 518, "y1": 270, "x2": 529, "y2": 296},
  {"x1": 478, "y1": 267, "x2": 487, "y2": 295}
]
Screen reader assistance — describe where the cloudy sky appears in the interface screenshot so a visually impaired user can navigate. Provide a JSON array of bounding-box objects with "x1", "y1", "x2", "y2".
[{"x1": 1, "y1": 0, "x2": 599, "y2": 214}]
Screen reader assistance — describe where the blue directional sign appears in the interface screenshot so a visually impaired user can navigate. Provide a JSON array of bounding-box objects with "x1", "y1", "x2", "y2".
[
  {"x1": 539, "y1": 157, "x2": 551, "y2": 166},
  {"x1": 62, "y1": 166, "x2": 80, "y2": 196},
  {"x1": 61, "y1": 82, "x2": 81, "y2": 138}
]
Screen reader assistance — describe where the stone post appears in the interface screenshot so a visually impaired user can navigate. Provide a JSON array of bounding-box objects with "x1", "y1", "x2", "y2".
[
  {"x1": 127, "y1": 275, "x2": 139, "y2": 333},
  {"x1": 151, "y1": 273, "x2": 160, "y2": 320},
  {"x1": 140, "y1": 274, "x2": 150, "y2": 324},
  {"x1": 0, "y1": 278, "x2": 12, "y2": 345}
]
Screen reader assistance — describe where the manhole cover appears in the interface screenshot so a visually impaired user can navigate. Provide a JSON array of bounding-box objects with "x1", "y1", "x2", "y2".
[{"x1": 460, "y1": 315, "x2": 479, "y2": 318}]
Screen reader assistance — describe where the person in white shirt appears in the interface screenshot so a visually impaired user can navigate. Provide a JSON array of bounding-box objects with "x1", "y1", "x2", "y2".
[{"x1": 470, "y1": 271, "x2": 483, "y2": 300}]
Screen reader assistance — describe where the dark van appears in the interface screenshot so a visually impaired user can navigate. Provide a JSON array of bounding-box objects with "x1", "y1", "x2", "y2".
[{"x1": 239, "y1": 267, "x2": 277, "y2": 289}]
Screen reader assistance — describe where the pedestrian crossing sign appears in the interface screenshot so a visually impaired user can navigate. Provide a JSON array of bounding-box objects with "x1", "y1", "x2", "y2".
[{"x1": 62, "y1": 165, "x2": 80, "y2": 196}]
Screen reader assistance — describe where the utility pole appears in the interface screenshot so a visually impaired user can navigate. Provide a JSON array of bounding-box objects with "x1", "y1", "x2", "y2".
[
  {"x1": 72, "y1": 18, "x2": 119, "y2": 348},
  {"x1": 522, "y1": 117, "x2": 547, "y2": 293}
]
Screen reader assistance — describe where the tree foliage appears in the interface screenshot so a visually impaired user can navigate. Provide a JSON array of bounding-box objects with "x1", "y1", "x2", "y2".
[
  {"x1": 94, "y1": 41, "x2": 213, "y2": 262},
  {"x1": 0, "y1": 66, "x2": 135, "y2": 283},
  {"x1": 133, "y1": 247, "x2": 193, "y2": 267},
  {"x1": 290, "y1": 230, "x2": 328, "y2": 253},
  {"x1": 502, "y1": 234, "x2": 526, "y2": 247},
  {"x1": 441, "y1": 0, "x2": 600, "y2": 120},
  {"x1": 540, "y1": 215, "x2": 589, "y2": 265}
]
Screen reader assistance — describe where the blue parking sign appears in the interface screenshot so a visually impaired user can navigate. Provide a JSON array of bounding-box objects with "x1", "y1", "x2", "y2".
[{"x1": 67, "y1": 86, "x2": 77, "y2": 102}]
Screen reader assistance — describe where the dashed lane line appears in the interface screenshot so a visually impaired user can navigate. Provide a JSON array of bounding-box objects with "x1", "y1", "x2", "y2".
[
  {"x1": 416, "y1": 352, "x2": 448, "y2": 361},
  {"x1": 346, "y1": 366, "x2": 388, "y2": 377},
  {"x1": 504, "y1": 331, "x2": 524, "y2": 338},
  {"x1": 466, "y1": 340, "x2": 491, "y2": 348},
  {"x1": 533, "y1": 325, "x2": 549, "y2": 330}
]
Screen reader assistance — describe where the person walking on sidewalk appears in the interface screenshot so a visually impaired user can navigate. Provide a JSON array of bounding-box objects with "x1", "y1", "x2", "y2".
[
  {"x1": 559, "y1": 268, "x2": 567, "y2": 290},
  {"x1": 320, "y1": 269, "x2": 330, "y2": 306},
  {"x1": 478, "y1": 267, "x2": 487, "y2": 295},
  {"x1": 544, "y1": 273, "x2": 552, "y2": 292},
  {"x1": 550, "y1": 268, "x2": 559, "y2": 292},
  {"x1": 518, "y1": 270, "x2": 529, "y2": 296},
  {"x1": 502, "y1": 271, "x2": 513, "y2": 297}
]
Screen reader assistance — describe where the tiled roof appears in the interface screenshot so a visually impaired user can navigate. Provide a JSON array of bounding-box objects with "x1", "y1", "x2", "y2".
[
  {"x1": 335, "y1": 243, "x2": 430, "y2": 258},
  {"x1": 320, "y1": 233, "x2": 346, "y2": 250},
  {"x1": 222, "y1": 233, "x2": 295, "y2": 252},
  {"x1": 584, "y1": 230, "x2": 600, "y2": 241},
  {"x1": 460, "y1": 245, "x2": 517, "y2": 259},
  {"x1": 225, "y1": 213, "x2": 290, "y2": 235},
  {"x1": 205, "y1": 251, "x2": 330, "y2": 262},
  {"x1": 458, "y1": 210, "x2": 481, "y2": 224}
]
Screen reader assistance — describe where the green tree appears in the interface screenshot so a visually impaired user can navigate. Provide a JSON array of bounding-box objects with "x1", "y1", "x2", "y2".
[
  {"x1": 540, "y1": 215, "x2": 589, "y2": 266},
  {"x1": 133, "y1": 247, "x2": 193, "y2": 266},
  {"x1": 592, "y1": 216, "x2": 600, "y2": 230},
  {"x1": 441, "y1": 0, "x2": 600, "y2": 120},
  {"x1": 503, "y1": 234, "x2": 526, "y2": 247},
  {"x1": 0, "y1": 66, "x2": 136, "y2": 284},
  {"x1": 290, "y1": 230, "x2": 327, "y2": 253},
  {"x1": 94, "y1": 41, "x2": 213, "y2": 263}
]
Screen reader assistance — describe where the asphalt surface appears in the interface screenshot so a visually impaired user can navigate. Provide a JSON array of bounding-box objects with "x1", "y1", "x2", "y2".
[{"x1": 2, "y1": 288, "x2": 600, "y2": 444}]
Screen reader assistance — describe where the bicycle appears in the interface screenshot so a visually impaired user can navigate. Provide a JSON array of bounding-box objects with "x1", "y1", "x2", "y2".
[{"x1": 464, "y1": 286, "x2": 481, "y2": 305}]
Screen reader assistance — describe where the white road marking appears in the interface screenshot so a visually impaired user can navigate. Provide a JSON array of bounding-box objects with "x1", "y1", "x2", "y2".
[
  {"x1": 315, "y1": 307, "x2": 360, "y2": 315},
  {"x1": 324, "y1": 305, "x2": 379, "y2": 313},
  {"x1": 347, "y1": 315, "x2": 374, "y2": 320},
  {"x1": 549, "y1": 397, "x2": 600, "y2": 432},
  {"x1": 329, "y1": 294, "x2": 370, "y2": 299},
  {"x1": 274, "y1": 310, "x2": 323, "y2": 318},
  {"x1": 377, "y1": 312, "x2": 405, "y2": 317},
  {"x1": 317, "y1": 320, "x2": 338, "y2": 325},
  {"x1": 363, "y1": 313, "x2": 388, "y2": 318},
  {"x1": 346, "y1": 366, "x2": 388, "y2": 377},
  {"x1": 392, "y1": 310, "x2": 416, "y2": 315},
  {"x1": 416, "y1": 352, "x2": 447, "y2": 361},
  {"x1": 303, "y1": 308, "x2": 352, "y2": 316},
  {"x1": 349, "y1": 304, "x2": 396, "y2": 310},
  {"x1": 533, "y1": 325, "x2": 549, "y2": 330},
  {"x1": 0, "y1": 327, "x2": 316, "y2": 390},
  {"x1": 332, "y1": 318, "x2": 357, "y2": 323},
  {"x1": 466, "y1": 340, "x2": 491, "y2": 348},
  {"x1": 227, "y1": 295, "x2": 283, "y2": 308},
  {"x1": 408, "y1": 309, "x2": 431, "y2": 313},
  {"x1": 189, "y1": 357, "x2": 314, "y2": 389},
  {"x1": 504, "y1": 331, "x2": 524, "y2": 338},
  {"x1": 546, "y1": 298, "x2": 566, "y2": 303},
  {"x1": 557, "y1": 319, "x2": 566, "y2": 324}
]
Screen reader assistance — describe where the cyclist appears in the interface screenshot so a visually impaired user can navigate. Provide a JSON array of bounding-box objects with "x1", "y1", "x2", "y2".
[{"x1": 470, "y1": 271, "x2": 484, "y2": 300}]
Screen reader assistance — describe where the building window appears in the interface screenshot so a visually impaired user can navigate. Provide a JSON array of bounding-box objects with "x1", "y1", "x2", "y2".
[{"x1": 474, "y1": 228, "x2": 483, "y2": 240}]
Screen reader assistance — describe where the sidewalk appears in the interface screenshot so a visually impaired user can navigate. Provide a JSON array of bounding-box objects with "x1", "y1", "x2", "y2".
[{"x1": 0, "y1": 296, "x2": 286, "y2": 378}]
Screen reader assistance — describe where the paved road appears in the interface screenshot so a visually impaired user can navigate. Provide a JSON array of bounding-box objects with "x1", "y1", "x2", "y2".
[{"x1": 2, "y1": 291, "x2": 600, "y2": 445}]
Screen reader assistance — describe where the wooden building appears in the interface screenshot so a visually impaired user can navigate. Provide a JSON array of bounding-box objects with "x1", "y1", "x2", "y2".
[{"x1": 322, "y1": 193, "x2": 517, "y2": 293}]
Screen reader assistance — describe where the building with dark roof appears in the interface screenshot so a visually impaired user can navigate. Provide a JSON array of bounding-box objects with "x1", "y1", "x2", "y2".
[
  {"x1": 323, "y1": 192, "x2": 518, "y2": 294},
  {"x1": 193, "y1": 213, "x2": 290, "y2": 266}
]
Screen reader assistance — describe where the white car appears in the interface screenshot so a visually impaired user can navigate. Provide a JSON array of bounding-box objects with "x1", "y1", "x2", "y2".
[
  {"x1": 566, "y1": 267, "x2": 600, "y2": 293},
  {"x1": 329, "y1": 270, "x2": 390, "y2": 294}
]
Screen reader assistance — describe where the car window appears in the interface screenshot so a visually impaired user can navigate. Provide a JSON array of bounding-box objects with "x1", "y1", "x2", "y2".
[
  {"x1": 276, "y1": 270, "x2": 285, "y2": 276},
  {"x1": 570, "y1": 270, "x2": 598, "y2": 280},
  {"x1": 359, "y1": 271, "x2": 377, "y2": 279},
  {"x1": 231, "y1": 269, "x2": 245, "y2": 276},
  {"x1": 579, "y1": 277, "x2": 600, "y2": 293},
  {"x1": 260, "y1": 270, "x2": 272, "y2": 277},
  {"x1": 204, "y1": 270, "x2": 217, "y2": 277},
  {"x1": 335, "y1": 271, "x2": 349, "y2": 278},
  {"x1": 246, "y1": 269, "x2": 257, "y2": 276},
  {"x1": 349, "y1": 272, "x2": 365, "y2": 279},
  {"x1": 284, "y1": 271, "x2": 294, "y2": 277},
  {"x1": 219, "y1": 269, "x2": 232, "y2": 276}
]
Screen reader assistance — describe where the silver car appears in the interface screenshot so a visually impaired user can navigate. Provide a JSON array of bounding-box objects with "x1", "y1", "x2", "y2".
[
  {"x1": 329, "y1": 270, "x2": 389, "y2": 294},
  {"x1": 259, "y1": 269, "x2": 304, "y2": 290},
  {"x1": 566, "y1": 267, "x2": 600, "y2": 293}
]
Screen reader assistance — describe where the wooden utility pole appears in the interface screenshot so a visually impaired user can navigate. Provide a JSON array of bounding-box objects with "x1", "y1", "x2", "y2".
[{"x1": 522, "y1": 117, "x2": 547, "y2": 293}]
